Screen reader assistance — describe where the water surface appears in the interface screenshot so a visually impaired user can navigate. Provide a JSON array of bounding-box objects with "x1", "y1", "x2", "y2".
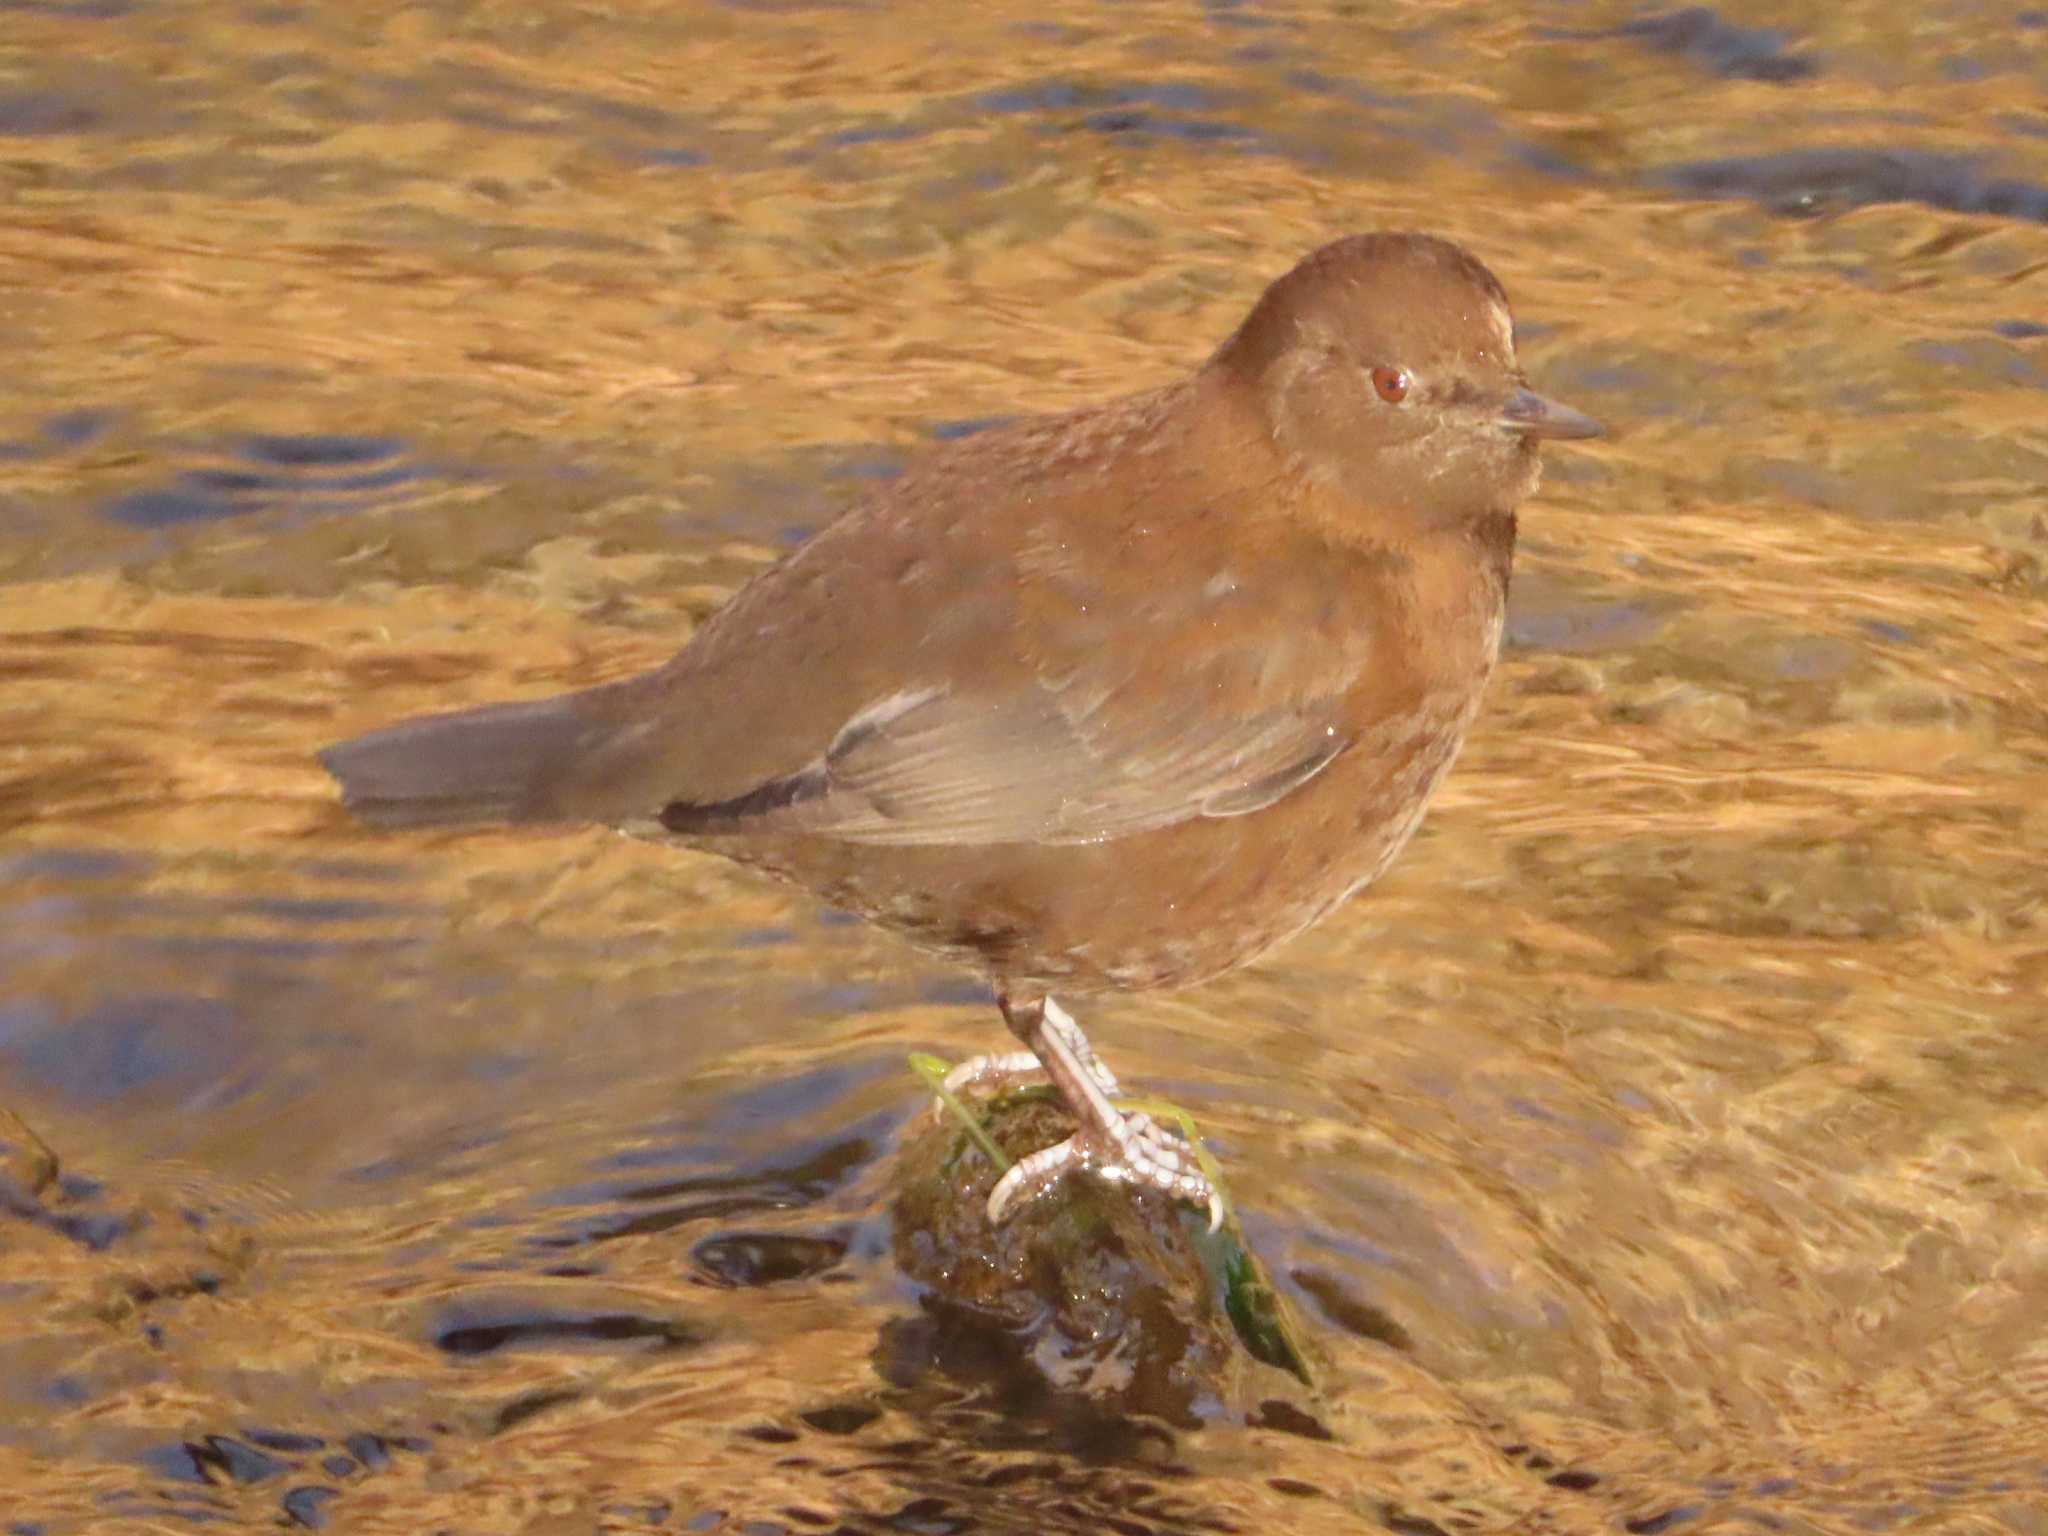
[{"x1": 3, "y1": 1, "x2": 2047, "y2": 1531}]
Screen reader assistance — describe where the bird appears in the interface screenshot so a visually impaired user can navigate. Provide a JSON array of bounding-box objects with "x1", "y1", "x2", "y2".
[{"x1": 322, "y1": 232, "x2": 1602, "y2": 1231}]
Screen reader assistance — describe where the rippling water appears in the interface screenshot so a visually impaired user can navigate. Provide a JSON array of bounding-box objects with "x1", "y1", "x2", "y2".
[{"x1": 3, "y1": 2, "x2": 2047, "y2": 1532}]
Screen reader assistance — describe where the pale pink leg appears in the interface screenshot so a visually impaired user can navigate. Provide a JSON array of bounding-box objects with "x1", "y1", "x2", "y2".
[{"x1": 933, "y1": 995, "x2": 1121, "y2": 1112}]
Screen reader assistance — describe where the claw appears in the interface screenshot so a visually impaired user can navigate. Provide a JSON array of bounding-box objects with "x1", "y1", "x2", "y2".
[
  {"x1": 951, "y1": 993, "x2": 1223, "y2": 1231},
  {"x1": 983, "y1": 1109, "x2": 1223, "y2": 1231},
  {"x1": 931, "y1": 1049, "x2": 1043, "y2": 1122}
]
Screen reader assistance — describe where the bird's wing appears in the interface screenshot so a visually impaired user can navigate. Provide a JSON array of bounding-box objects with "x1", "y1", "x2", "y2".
[
  {"x1": 656, "y1": 657, "x2": 1354, "y2": 847},
  {"x1": 537, "y1": 391, "x2": 1388, "y2": 836}
]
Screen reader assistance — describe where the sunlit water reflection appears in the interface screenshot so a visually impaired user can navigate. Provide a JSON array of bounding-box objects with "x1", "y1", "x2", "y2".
[{"x1": 3, "y1": 2, "x2": 2047, "y2": 1532}]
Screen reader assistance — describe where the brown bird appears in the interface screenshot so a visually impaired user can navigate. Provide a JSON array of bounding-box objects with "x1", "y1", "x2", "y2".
[{"x1": 323, "y1": 232, "x2": 1601, "y2": 1229}]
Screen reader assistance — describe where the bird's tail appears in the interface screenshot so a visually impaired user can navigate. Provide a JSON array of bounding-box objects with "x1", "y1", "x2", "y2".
[{"x1": 320, "y1": 695, "x2": 588, "y2": 829}]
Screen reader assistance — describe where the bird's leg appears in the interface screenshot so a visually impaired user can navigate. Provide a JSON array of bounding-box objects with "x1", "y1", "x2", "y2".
[
  {"x1": 980, "y1": 994, "x2": 1222, "y2": 1231},
  {"x1": 934, "y1": 994, "x2": 1121, "y2": 1110}
]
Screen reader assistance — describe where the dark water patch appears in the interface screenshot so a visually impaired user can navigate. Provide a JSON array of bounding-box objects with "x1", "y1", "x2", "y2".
[
  {"x1": 686, "y1": 443, "x2": 907, "y2": 547},
  {"x1": 596, "y1": 1064, "x2": 900, "y2": 1176},
  {"x1": 242, "y1": 433, "x2": 403, "y2": 467},
  {"x1": 0, "y1": 847, "x2": 137, "y2": 882},
  {"x1": 1992, "y1": 319, "x2": 2048, "y2": 340},
  {"x1": 142, "y1": 1425, "x2": 429, "y2": 1500},
  {"x1": 430, "y1": 1294, "x2": 703, "y2": 1356},
  {"x1": 1081, "y1": 110, "x2": 1269, "y2": 150},
  {"x1": 241, "y1": 1429, "x2": 324, "y2": 1454},
  {"x1": 929, "y1": 416, "x2": 1016, "y2": 442},
  {"x1": 1236, "y1": 67, "x2": 1587, "y2": 184},
  {"x1": 103, "y1": 432, "x2": 444, "y2": 529},
  {"x1": 1614, "y1": 8, "x2": 1817, "y2": 82},
  {"x1": 0, "y1": 1123, "x2": 140, "y2": 1249},
  {"x1": 919, "y1": 975, "x2": 993, "y2": 1007},
  {"x1": 138, "y1": 1441, "x2": 225, "y2": 1486},
  {"x1": 538, "y1": 1128, "x2": 879, "y2": 1247},
  {"x1": 40, "y1": 408, "x2": 117, "y2": 446},
  {"x1": 234, "y1": 896, "x2": 414, "y2": 925},
  {"x1": 0, "y1": 89, "x2": 102, "y2": 136},
  {"x1": 1908, "y1": 337, "x2": 2048, "y2": 389},
  {"x1": 2, "y1": 993, "x2": 247, "y2": 1107},
  {"x1": 288, "y1": 857, "x2": 416, "y2": 884},
  {"x1": 57, "y1": 1170, "x2": 103, "y2": 1200},
  {"x1": 1625, "y1": 1509, "x2": 1700, "y2": 1534},
  {"x1": 1248, "y1": 1398, "x2": 1330, "y2": 1441},
  {"x1": 605, "y1": 1497, "x2": 677, "y2": 1527},
  {"x1": 280, "y1": 1486, "x2": 341, "y2": 1529},
  {"x1": 717, "y1": 0, "x2": 874, "y2": 11},
  {"x1": 1750, "y1": 630, "x2": 1862, "y2": 682},
  {"x1": 691, "y1": 1229, "x2": 847, "y2": 1287},
  {"x1": 39, "y1": 1373, "x2": 90, "y2": 1408},
  {"x1": 1657, "y1": 149, "x2": 2048, "y2": 224},
  {"x1": 800, "y1": 981, "x2": 881, "y2": 1015},
  {"x1": 490, "y1": 1388, "x2": 581, "y2": 1433},
  {"x1": 823, "y1": 121, "x2": 926, "y2": 150},
  {"x1": 881, "y1": 1495, "x2": 972, "y2": 1533},
  {"x1": 828, "y1": 450, "x2": 907, "y2": 483},
  {"x1": 1504, "y1": 137, "x2": 1594, "y2": 181},
  {"x1": 979, "y1": 81, "x2": 1225, "y2": 116},
  {"x1": 106, "y1": 484, "x2": 239, "y2": 529},
  {"x1": 1206, "y1": 0, "x2": 1279, "y2": 30},
  {"x1": 199, "y1": 1435, "x2": 291, "y2": 1484},
  {"x1": 42, "y1": 1207, "x2": 135, "y2": 1251},
  {"x1": 341, "y1": 1432, "x2": 392, "y2": 1472},
  {"x1": 1549, "y1": 355, "x2": 1701, "y2": 422},
  {"x1": 0, "y1": 0, "x2": 140, "y2": 15},
  {"x1": 1505, "y1": 587, "x2": 1672, "y2": 656},
  {"x1": 1287, "y1": 1266, "x2": 1412, "y2": 1350},
  {"x1": 1283, "y1": 69, "x2": 1401, "y2": 111},
  {"x1": 145, "y1": 933, "x2": 421, "y2": 966},
  {"x1": 973, "y1": 79, "x2": 1275, "y2": 156},
  {"x1": 800, "y1": 1402, "x2": 881, "y2": 1435},
  {"x1": 140, "y1": 1435, "x2": 294, "y2": 1487}
]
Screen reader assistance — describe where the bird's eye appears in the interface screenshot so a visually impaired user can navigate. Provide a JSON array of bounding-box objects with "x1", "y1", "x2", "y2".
[{"x1": 1370, "y1": 365, "x2": 1410, "y2": 404}]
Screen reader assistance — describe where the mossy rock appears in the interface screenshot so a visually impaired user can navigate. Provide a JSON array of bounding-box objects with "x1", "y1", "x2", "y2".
[{"x1": 889, "y1": 1086, "x2": 1320, "y2": 1429}]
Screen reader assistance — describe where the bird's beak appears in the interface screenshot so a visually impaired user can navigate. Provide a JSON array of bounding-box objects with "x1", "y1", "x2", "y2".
[{"x1": 1499, "y1": 386, "x2": 1604, "y2": 441}]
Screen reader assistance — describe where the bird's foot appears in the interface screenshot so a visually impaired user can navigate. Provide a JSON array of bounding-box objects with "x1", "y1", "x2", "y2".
[
  {"x1": 985, "y1": 1107, "x2": 1222, "y2": 1230},
  {"x1": 977, "y1": 995, "x2": 1222, "y2": 1232}
]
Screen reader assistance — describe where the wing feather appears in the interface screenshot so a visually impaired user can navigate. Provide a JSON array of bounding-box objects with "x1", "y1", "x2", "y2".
[{"x1": 659, "y1": 682, "x2": 1350, "y2": 846}]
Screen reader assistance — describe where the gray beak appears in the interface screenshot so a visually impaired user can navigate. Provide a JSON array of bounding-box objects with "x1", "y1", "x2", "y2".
[{"x1": 1500, "y1": 386, "x2": 1604, "y2": 441}]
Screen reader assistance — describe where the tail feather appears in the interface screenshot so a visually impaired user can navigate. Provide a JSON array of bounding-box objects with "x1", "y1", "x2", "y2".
[{"x1": 321, "y1": 696, "x2": 588, "y2": 829}]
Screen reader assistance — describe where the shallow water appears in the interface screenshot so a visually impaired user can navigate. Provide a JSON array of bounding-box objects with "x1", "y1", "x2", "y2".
[{"x1": 4, "y1": 1, "x2": 2048, "y2": 1531}]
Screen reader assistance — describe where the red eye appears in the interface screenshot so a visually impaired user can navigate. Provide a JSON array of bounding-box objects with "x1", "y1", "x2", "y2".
[{"x1": 1371, "y1": 366, "x2": 1409, "y2": 404}]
